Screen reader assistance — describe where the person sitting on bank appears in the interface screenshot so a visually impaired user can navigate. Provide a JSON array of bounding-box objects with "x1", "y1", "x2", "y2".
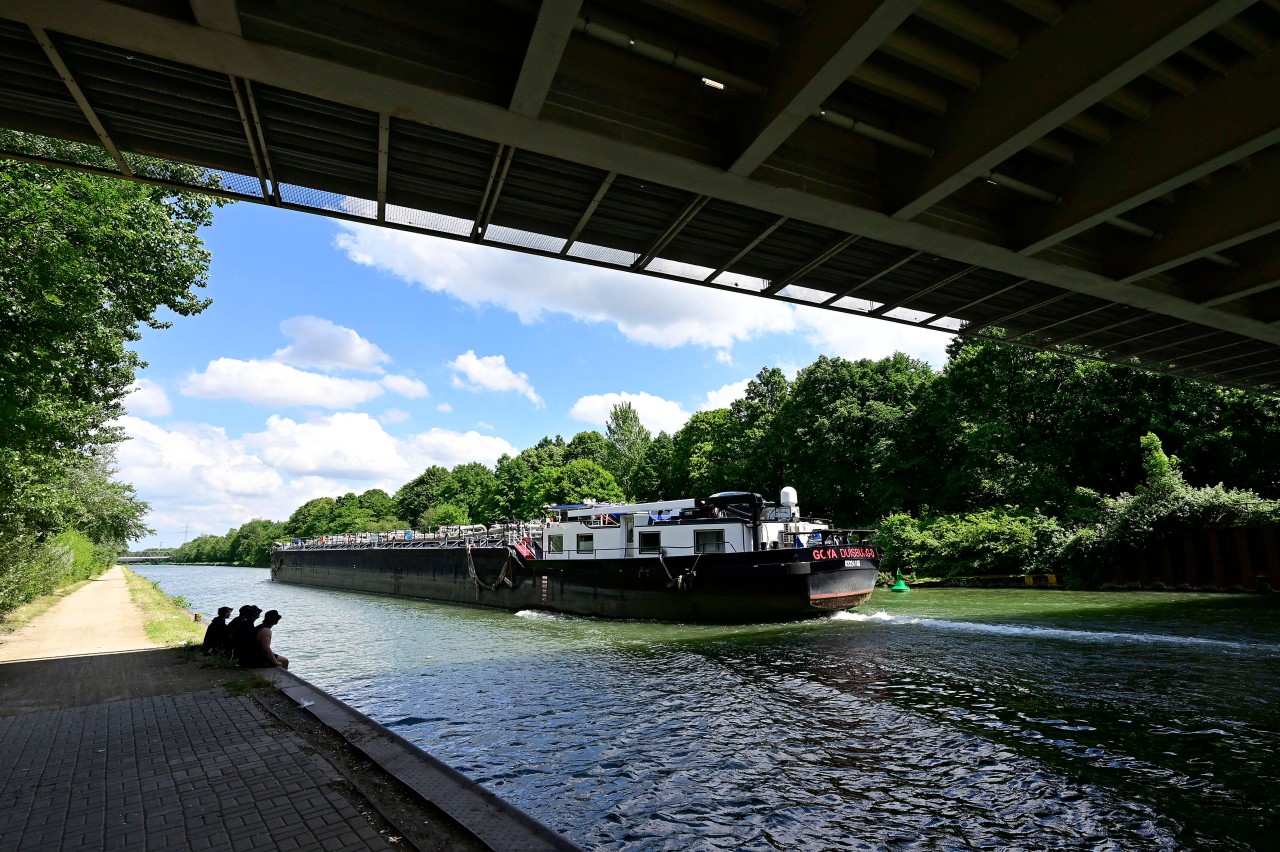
[
  {"x1": 242, "y1": 609, "x2": 289, "y2": 669},
  {"x1": 227, "y1": 605, "x2": 261, "y2": 663},
  {"x1": 201, "y1": 606, "x2": 233, "y2": 656}
]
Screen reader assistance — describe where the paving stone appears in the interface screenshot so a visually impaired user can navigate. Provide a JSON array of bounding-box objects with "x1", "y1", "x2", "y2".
[{"x1": 0, "y1": 688, "x2": 394, "y2": 852}]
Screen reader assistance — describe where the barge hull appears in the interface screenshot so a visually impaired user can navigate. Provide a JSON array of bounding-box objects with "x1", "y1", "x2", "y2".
[{"x1": 271, "y1": 547, "x2": 877, "y2": 623}]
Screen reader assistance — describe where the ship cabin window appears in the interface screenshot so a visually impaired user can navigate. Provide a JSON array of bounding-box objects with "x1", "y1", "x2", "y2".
[
  {"x1": 695, "y1": 529, "x2": 725, "y2": 554},
  {"x1": 576, "y1": 534, "x2": 594, "y2": 554},
  {"x1": 547, "y1": 534, "x2": 563, "y2": 554},
  {"x1": 638, "y1": 531, "x2": 661, "y2": 554}
]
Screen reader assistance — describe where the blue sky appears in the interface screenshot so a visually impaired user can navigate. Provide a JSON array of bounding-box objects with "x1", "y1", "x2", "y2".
[{"x1": 120, "y1": 202, "x2": 954, "y2": 548}]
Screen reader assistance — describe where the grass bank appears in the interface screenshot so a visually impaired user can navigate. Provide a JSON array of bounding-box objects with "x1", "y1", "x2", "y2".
[{"x1": 122, "y1": 567, "x2": 206, "y2": 647}]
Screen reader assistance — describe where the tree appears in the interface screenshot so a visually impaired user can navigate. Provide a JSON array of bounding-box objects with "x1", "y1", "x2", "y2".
[
  {"x1": 394, "y1": 466, "x2": 450, "y2": 523},
  {"x1": 725, "y1": 367, "x2": 791, "y2": 495},
  {"x1": 491, "y1": 454, "x2": 539, "y2": 520},
  {"x1": 284, "y1": 497, "x2": 335, "y2": 538},
  {"x1": 418, "y1": 503, "x2": 469, "y2": 528},
  {"x1": 1, "y1": 133, "x2": 217, "y2": 545},
  {"x1": 631, "y1": 431, "x2": 676, "y2": 501},
  {"x1": 543, "y1": 460, "x2": 625, "y2": 506},
  {"x1": 605, "y1": 403, "x2": 652, "y2": 498},
  {"x1": 565, "y1": 431, "x2": 611, "y2": 467},
  {"x1": 440, "y1": 462, "x2": 499, "y2": 526},
  {"x1": 774, "y1": 353, "x2": 935, "y2": 525},
  {"x1": 669, "y1": 409, "x2": 737, "y2": 497},
  {"x1": 358, "y1": 488, "x2": 398, "y2": 520}
]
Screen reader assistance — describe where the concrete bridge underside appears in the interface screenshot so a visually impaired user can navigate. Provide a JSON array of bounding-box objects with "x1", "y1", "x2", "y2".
[{"x1": 2, "y1": 0, "x2": 1280, "y2": 393}]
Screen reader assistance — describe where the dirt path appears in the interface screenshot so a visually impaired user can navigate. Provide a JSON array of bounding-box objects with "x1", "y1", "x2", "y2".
[{"x1": 0, "y1": 565, "x2": 156, "y2": 662}]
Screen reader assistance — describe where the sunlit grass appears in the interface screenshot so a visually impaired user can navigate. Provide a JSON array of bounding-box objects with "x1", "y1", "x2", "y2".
[{"x1": 122, "y1": 567, "x2": 206, "y2": 647}]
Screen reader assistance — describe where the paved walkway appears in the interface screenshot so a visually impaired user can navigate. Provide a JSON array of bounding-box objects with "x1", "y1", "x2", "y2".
[
  {"x1": 0, "y1": 571, "x2": 397, "y2": 851},
  {"x1": 0, "y1": 567, "x2": 155, "y2": 662}
]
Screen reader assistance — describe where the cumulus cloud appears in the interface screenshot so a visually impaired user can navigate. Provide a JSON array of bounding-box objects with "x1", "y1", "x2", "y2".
[
  {"x1": 272, "y1": 315, "x2": 390, "y2": 372},
  {"x1": 447, "y1": 350, "x2": 543, "y2": 407},
  {"x1": 436, "y1": 402, "x2": 453, "y2": 413},
  {"x1": 379, "y1": 374, "x2": 429, "y2": 399},
  {"x1": 700, "y1": 379, "x2": 750, "y2": 411},
  {"x1": 570, "y1": 391, "x2": 691, "y2": 435},
  {"x1": 116, "y1": 413, "x2": 518, "y2": 545},
  {"x1": 378, "y1": 408, "x2": 410, "y2": 424},
  {"x1": 125, "y1": 378, "x2": 171, "y2": 417},
  {"x1": 183, "y1": 358, "x2": 427, "y2": 407},
  {"x1": 795, "y1": 306, "x2": 952, "y2": 368},
  {"x1": 336, "y1": 224, "x2": 797, "y2": 351}
]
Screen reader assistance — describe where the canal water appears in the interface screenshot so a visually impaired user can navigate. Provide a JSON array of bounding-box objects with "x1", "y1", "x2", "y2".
[{"x1": 137, "y1": 566, "x2": 1279, "y2": 851}]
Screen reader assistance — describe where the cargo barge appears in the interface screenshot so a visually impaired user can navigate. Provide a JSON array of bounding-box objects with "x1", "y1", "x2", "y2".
[{"x1": 271, "y1": 488, "x2": 879, "y2": 623}]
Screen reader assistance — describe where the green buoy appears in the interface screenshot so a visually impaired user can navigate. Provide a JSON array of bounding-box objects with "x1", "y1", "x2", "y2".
[{"x1": 890, "y1": 567, "x2": 911, "y2": 593}]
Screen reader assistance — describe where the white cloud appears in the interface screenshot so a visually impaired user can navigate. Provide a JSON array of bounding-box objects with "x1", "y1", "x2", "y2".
[
  {"x1": 476, "y1": 421, "x2": 495, "y2": 431},
  {"x1": 125, "y1": 379, "x2": 171, "y2": 417},
  {"x1": 714, "y1": 350, "x2": 733, "y2": 365},
  {"x1": 378, "y1": 408, "x2": 410, "y2": 424},
  {"x1": 701, "y1": 379, "x2": 750, "y2": 411},
  {"x1": 182, "y1": 358, "x2": 427, "y2": 408},
  {"x1": 570, "y1": 391, "x2": 690, "y2": 435},
  {"x1": 183, "y1": 358, "x2": 385, "y2": 408},
  {"x1": 447, "y1": 350, "x2": 543, "y2": 407},
  {"x1": 795, "y1": 307, "x2": 952, "y2": 368},
  {"x1": 272, "y1": 315, "x2": 390, "y2": 372},
  {"x1": 245, "y1": 413, "x2": 408, "y2": 479},
  {"x1": 380, "y1": 374, "x2": 429, "y2": 399},
  {"x1": 436, "y1": 402, "x2": 453, "y2": 413},
  {"x1": 117, "y1": 412, "x2": 518, "y2": 546},
  {"x1": 336, "y1": 225, "x2": 797, "y2": 351}
]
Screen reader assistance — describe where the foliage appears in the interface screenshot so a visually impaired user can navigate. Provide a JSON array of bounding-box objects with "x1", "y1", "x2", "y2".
[
  {"x1": 0, "y1": 530, "x2": 113, "y2": 614},
  {"x1": 605, "y1": 403, "x2": 652, "y2": 498},
  {"x1": 543, "y1": 460, "x2": 625, "y2": 506},
  {"x1": 0, "y1": 132, "x2": 220, "y2": 609},
  {"x1": 1059, "y1": 433, "x2": 1280, "y2": 585},
  {"x1": 170, "y1": 518, "x2": 286, "y2": 567},
  {"x1": 394, "y1": 466, "x2": 449, "y2": 523},
  {"x1": 417, "y1": 503, "x2": 470, "y2": 528},
  {"x1": 440, "y1": 462, "x2": 499, "y2": 526},
  {"x1": 871, "y1": 509, "x2": 1062, "y2": 579}
]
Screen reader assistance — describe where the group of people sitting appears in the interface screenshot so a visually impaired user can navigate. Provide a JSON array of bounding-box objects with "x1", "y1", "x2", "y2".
[{"x1": 200, "y1": 604, "x2": 289, "y2": 669}]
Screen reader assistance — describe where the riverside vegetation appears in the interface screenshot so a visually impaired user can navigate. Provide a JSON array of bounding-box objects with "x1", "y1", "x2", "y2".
[
  {"x1": 175, "y1": 342, "x2": 1280, "y2": 588},
  {"x1": 0, "y1": 131, "x2": 222, "y2": 614}
]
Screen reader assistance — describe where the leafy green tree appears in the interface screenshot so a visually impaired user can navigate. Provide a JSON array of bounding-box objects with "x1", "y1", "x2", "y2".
[
  {"x1": 605, "y1": 403, "x2": 652, "y2": 498},
  {"x1": 358, "y1": 488, "x2": 398, "y2": 519},
  {"x1": 284, "y1": 497, "x2": 335, "y2": 538},
  {"x1": 491, "y1": 454, "x2": 539, "y2": 520},
  {"x1": 670, "y1": 409, "x2": 737, "y2": 497},
  {"x1": 518, "y1": 436, "x2": 565, "y2": 473},
  {"x1": 418, "y1": 503, "x2": 469, "y2": 528},
  {"x1": 394, "y1": 466, "x2": 450, "y2": 523},
  {"x1": 631, "y1": 431, "x2": 676, "y2": 500},
  {"x1": 441, "y1": 462, "x2": 499, "y2": 526},
  {"x1": 543, "y1": 460, "x2": 625, "y2": 505},
  {"x1": 565, "y1": 431, "x2": 611, "y2": 467},
  {"x1": 774, "y1": 353, "x2": 934, "y2": 525},
  {"x1": 725, "y1": 367, "x2": 791, "y2": 495}
]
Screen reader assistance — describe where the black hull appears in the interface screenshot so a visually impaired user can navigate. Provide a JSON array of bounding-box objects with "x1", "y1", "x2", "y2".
[{"x1": 270, "y1": 546, "x2": 878, "y2": 623}]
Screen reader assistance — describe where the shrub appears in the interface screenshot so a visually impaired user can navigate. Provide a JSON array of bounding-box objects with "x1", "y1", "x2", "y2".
[{"x1": 872, "y1": 508, "x2": 1060, "y2": 579}]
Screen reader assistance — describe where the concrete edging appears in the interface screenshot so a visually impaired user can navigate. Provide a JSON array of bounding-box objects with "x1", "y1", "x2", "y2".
[{"x1": 264, "y1": 668, "x2": 582, "y2": 851}]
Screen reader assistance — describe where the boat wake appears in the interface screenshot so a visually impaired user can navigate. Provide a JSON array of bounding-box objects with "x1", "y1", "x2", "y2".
[{"x1": 830, "y1": 610, "x2": 1278, "y2": 653}]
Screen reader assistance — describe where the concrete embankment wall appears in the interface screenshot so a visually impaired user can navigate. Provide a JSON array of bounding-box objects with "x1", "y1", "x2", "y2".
[{"x1": 1102, "y1": 526, "x2": 1280, "y2": 592}]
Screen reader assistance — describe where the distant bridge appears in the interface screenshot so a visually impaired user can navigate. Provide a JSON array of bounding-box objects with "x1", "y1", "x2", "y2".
[{"x1": 117, "y1": 555, "x2": 173, "y2": 564}]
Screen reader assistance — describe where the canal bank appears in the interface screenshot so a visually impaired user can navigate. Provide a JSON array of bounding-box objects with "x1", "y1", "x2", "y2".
[{"x1": 0, "y1": 567, "x2": 578, "y2": 851}]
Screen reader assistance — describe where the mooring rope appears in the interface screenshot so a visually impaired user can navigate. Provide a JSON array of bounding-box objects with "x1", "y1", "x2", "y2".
[{"x1": 466, "y1": 542, "x2": 514, "y2": 591}]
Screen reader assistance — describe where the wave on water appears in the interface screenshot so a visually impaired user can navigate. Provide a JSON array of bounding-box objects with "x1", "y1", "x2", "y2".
[
  {"x1": 515, "y1": 609, "x2": 573, "y2": 622},
  {"x1": 831, "y1": 609, "x2": 1276, "y2": 652}
]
